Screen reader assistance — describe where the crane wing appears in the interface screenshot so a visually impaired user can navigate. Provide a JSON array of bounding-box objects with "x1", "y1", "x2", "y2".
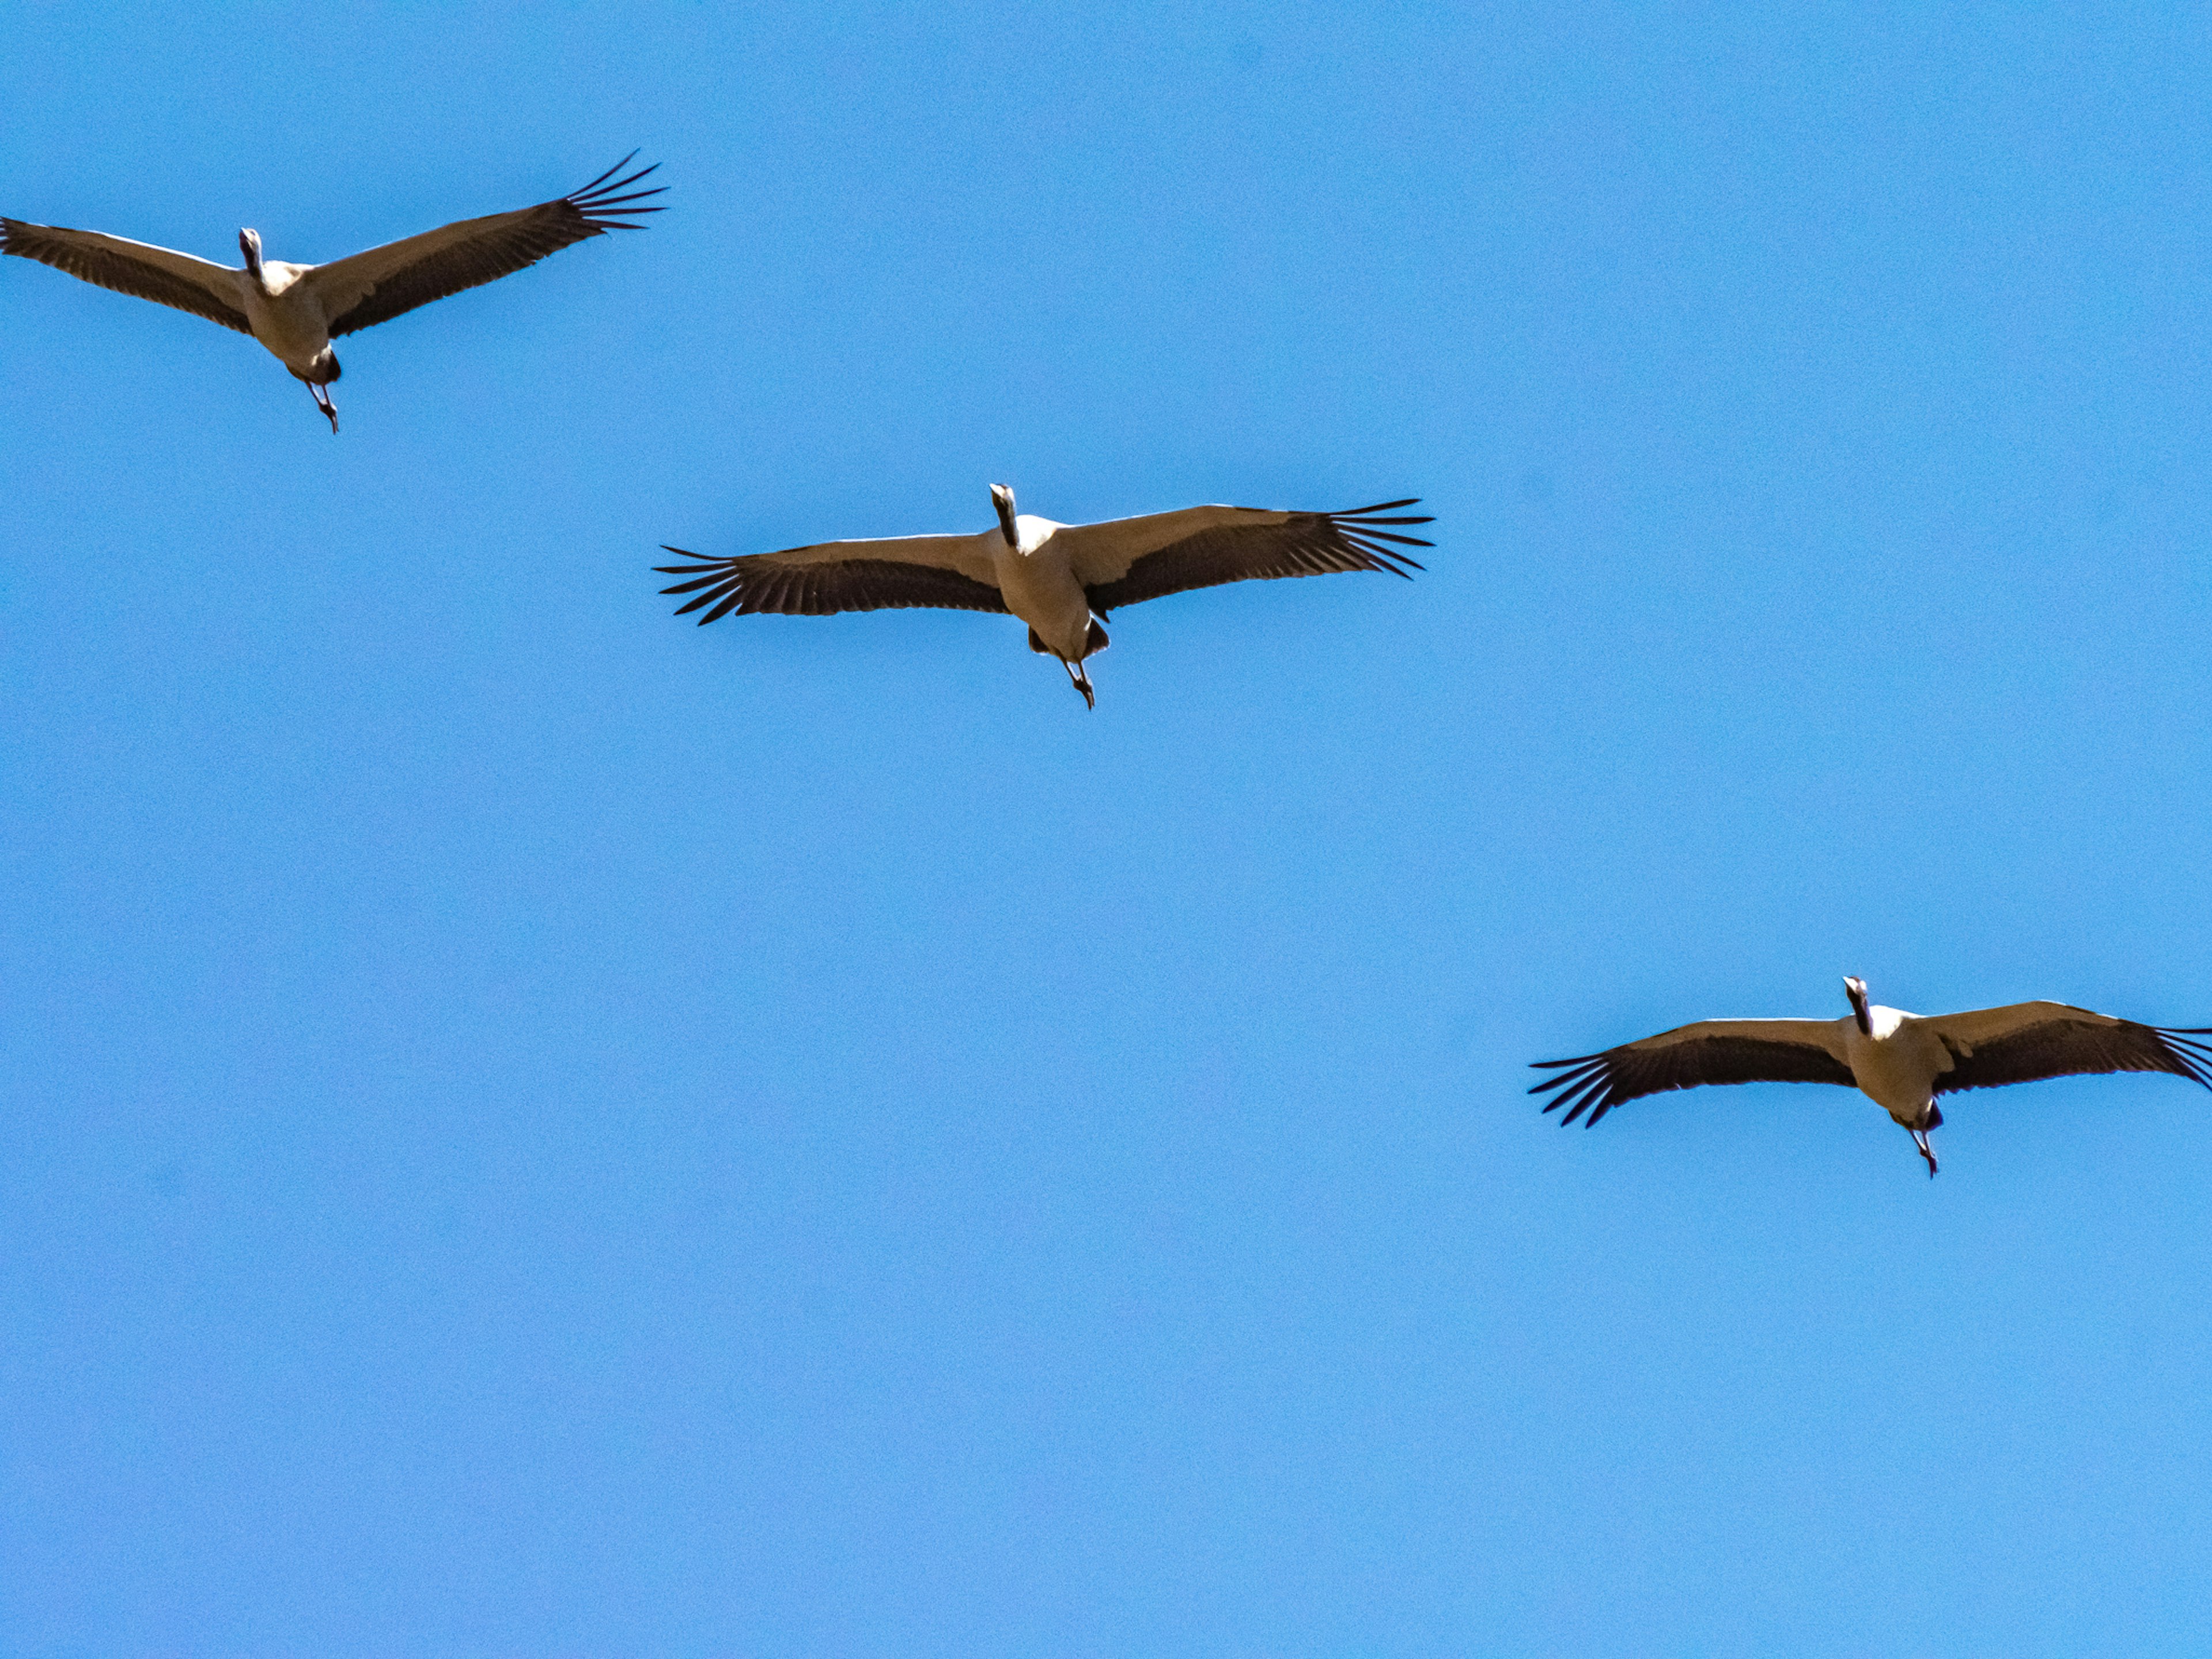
[
  {"x1": 306, "y1": 154, "x2": 665, "y2": 338},
  {"x1": 1530, "y1": 1018, "x2": 1854, "y2": 1127},
  {"x1": 1060, "y1": 499, "x2": 1431, "y2": 615},
  {"x1": 655, "y1": 532, "x2": 1007, "y2": 623},
  {"x1": 1, "y1": 219, "x2": 249, "y2": 334},
  {"x1": 1918, "y1": 1002, "x2": 2212, "y2": 1096}
]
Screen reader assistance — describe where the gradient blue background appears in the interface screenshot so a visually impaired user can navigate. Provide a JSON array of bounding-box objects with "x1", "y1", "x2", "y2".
[{"x1": 6, "y1": 3, "x2": 2212, "y2": 1653}]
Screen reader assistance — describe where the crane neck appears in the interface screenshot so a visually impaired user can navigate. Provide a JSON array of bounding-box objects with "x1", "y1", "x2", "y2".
[{"x1": 1846, "y1": 986, "x2": 1873, "y2": 1036}]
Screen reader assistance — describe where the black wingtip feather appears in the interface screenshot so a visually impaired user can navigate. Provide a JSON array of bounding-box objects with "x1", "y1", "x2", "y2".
[
  {"x1": 569, "y1": 156, "x2": 668, "y2": 229},
  {"x1": 571, "y1": 154, "x2": 660, "y2": 198},
  {"x1": 571, "y1": 151, "x2": 641, "y2": 195},
  {"x1": 2154, "y1": 1026, "x2": 2212, "y2": 1089}
]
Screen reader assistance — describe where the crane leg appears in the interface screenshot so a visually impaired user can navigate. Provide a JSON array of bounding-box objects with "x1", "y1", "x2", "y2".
[
  {"x1": 306, "y1": 380, "x2": 339, "y2": 434},
  {"x1": 1909, "y1": 1126, "x2": 1938, "y2": 1179},
  {"x1": 1061, "y1": 657, "x2": 1096, "y2": 710}
]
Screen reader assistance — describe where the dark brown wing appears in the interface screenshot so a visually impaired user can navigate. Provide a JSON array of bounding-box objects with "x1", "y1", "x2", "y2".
[
  {"x1": 1, "y1": 219, "x2": 251, "y2": 334},
  {"x1": 1080, "y1": 499, "x2": 1431, "y2": 616},
  {"x1": 1930, "y1": 1015, "x2": 2212, "y2": 1096},
  {"x1": 1531, "y1": 1020, "x2": 1856, "y2": 1127},
  {"x1": 317, "y1": 154, "x2": 665, "y2": 338},
  {"x1": 655, "y1": 547, "x2": 1010, "y2": 622}
]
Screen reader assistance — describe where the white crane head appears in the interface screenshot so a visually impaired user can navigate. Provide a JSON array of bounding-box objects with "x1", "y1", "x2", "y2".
[
  {"x1": 237, "y1": 228, "x2": 262, "y2": 275},
  {"x1": 990, "y1": 483, "x2": 1018, "y2": 548},
  {"x1": 1843, "y1": 975, "x2": 1872, "y2": 1035}
]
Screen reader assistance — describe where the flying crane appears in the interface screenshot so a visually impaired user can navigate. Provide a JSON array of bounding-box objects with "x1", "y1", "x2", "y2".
[
  {"x1": 1532, "y1": 978, "x2": 2212, "y2": 1176},
  {"x1": 2, "y1": 154, "x2": 664, "y2": 431},
  {"x1": 656, "y1": 484, "x2": 1433, "y2": 707}
]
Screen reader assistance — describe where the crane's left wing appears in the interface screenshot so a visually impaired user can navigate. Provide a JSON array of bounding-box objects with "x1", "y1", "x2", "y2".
[
  {"x1": 656, "y1": 532, "x2": 1007, "y2": 622},
  {"x1": 1063, "y1": 499, "x2": 1431, "y2": 616},
  {"x1": 1918, "y1": 1002, "x2": 2212, "y2": 1096},
  {"x1": 308, "y1": 154, "x2": 664, "y2": 338},
  {"x1": 1531, "y1": 1018, "x2": 1854, "y2": 1127}
]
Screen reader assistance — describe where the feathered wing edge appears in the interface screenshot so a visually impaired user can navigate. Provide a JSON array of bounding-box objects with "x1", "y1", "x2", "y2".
[
  {"x1": 1528, "y1": 1029, "x2": 1855, "y2": 1127},
  {"x1": 1082, "y1": 499, "x2": 1434, "y2": 616},
  {"x1": 324, "y1": 153, "x2": 665, "y2": 338},
  {"x1": 1931, "y1": 1020, "x2": 2212, "y2": 1096},
  {"x1": 654, "y1": 546, "x2": 1010, "y2": 622}
]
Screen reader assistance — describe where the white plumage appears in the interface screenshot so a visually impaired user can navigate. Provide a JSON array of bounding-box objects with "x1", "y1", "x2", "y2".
[
  {"x1": 656, "y1": 483, "x2": 1433, "y2": 707},
  {"x1": 2, "y1": 155, "x2": 663, "y2": 431},
  {"x1": 1532, "y1": 976, "x2": 2212, "y2": 1176}
]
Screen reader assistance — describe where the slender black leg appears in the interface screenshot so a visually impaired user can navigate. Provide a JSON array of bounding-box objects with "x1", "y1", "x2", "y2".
[
  {"x1": 1910, "y1": 1127, "x2": 1938, "y2": 1179},
  {"x1": 1062, "y1": 658, "x2": 1096, "y2": 710},
  {"x1": 308, "y1": 381, "x2": 338, "y2": 433}
]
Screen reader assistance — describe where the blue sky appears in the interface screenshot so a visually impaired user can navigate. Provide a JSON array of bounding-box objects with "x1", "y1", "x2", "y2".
[{"x1": 6, "y1": 2, "x2": 2212, "y2": 1652}]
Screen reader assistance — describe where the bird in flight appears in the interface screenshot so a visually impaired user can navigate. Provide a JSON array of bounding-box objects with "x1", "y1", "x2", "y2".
[
  {"x1": 1531, "y1": 977, "x2": 2212, "y2": 1176},
  {"x1": 2, "y1": 154, "x2": 664, "y2": 432},
  {"x1": 655, "y1": 485, "x2": 1433, "y2": 707}
]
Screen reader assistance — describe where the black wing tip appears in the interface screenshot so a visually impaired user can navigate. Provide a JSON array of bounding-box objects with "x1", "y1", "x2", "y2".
[
  {"x1": 1327, "y1": 499, "x2": 1433, "y2": 530},
  {"x1": 569, "y1": 154, "x2": 668, "y2": 227},
  {"x1": 1530, "y1": 1054, "x2": 1606, "y2": 1077},
  {"x1": 571, "y1": 151, "x2": 656, "y2": 192},
  {"x1": 656, "y1": 542, "x2": 740, "y2": 609},
  {"x1": 1329, "y1": 498, "x2": 1434, "y2": 579},
  {"x1": 1337, "y1": 536, "x2": 1426, "y2": 579},
  {"x1": 1526, "y1": 1051, "x2": 1623, "y2": 1126},
  {"x1": 2152, "y1": 1026, "x2": 2212, "y2": 1089},
  {"x1": 653, "y1": 551, "x2": 724, "y2": 574}
]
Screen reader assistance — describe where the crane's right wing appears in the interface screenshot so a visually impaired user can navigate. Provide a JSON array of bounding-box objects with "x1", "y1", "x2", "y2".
[
  {"x1": 1530, "y1": 1018, "x2": 1854, "y2": 1126},
  {"x1": 655, "y1": 532, "x2": 1007, "y2": 622},
  {"x1": 1, "y1": 219, "x2": 249, "y2": 333}
]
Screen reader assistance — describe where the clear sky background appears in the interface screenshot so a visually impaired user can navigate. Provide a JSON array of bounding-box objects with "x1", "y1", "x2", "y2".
[{"x1": 5, "y1": 2, "x2": 2212, "y2": 1653}]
